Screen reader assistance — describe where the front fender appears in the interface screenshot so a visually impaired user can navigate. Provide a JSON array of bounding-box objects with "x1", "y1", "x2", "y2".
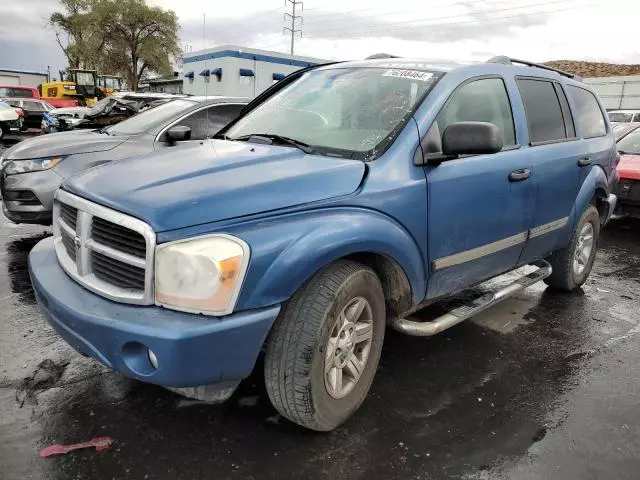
[
  {"x1": 225, "y1": 208, "x2": 426, "y2": 310},
  {"x1": 567, "y1": 166, "x2": 609, "y2": 236}
]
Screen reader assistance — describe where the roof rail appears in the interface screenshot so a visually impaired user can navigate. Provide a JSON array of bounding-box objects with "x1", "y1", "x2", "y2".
[
  {"x1": 366, "y1": 53, "x2": 401, "y2": 59},
  {"x1": 487, "y1": 56, "x2": 581, "y2": 81}
]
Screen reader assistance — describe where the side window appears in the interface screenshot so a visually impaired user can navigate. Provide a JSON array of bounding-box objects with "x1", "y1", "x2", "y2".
[
  {"x1": 554, "y1": 83, "x2": 576, "y2": 138},
  {"x1": 633, "y1": 113, "x2": 640, "y2": 123},
  {"x1": 206, "y1": 104, "x2": 245, "y2": 133},
  {"x1": 568, "y1": 86, "x2": 607, "y2": 138},
  {"x1": 516, "y1": 78, "x2": 567, "y2": 144},
  {"x1": 427, "y1": 77, "x2": 516, "y2": 153},
  {"x1": 171, "y1": 104, "x2": 245, "y2": 140}
]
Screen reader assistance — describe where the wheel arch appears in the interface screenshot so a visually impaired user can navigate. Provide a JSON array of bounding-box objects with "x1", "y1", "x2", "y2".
[
  {"x1": 569, "y1": 166, "x2": 609, "y2": 232},
  {"x1": 235, "y1": 208, "x2": 426, "y2": 312}
]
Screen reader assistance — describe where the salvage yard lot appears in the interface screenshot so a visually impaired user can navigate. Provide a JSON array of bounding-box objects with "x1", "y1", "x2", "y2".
[{"x1": 1, "y1": 193, "x2": 639, "y2": 479}]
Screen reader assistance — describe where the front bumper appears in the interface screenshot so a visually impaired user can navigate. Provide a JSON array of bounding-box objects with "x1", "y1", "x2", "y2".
[
  {"x1": 0, "y1": 169, "x2": 62, "y2": 224},
  {"x1": 29, "y1": 237, "x2": 280, "y2": 388}
]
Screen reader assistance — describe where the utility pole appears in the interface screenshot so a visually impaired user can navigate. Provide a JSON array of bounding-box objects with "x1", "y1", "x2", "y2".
[{"x1": 284, "y1": 0, "x2": 303, "y2": 55}]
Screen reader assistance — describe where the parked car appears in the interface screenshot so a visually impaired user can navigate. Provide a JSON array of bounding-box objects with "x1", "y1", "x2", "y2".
[
  {"x1": 2, "y1": 98, "x2": 55, "y2": 130},
  {"x1": 1, "y1": 96, "x2": 248, "y2": 224},
  {"x1": 612, "y1": 122, "x2": 640, "y2": 140},
  {"x1": 28, "y1": 57, "x2": 618, "y2": 431},
  {"x1": 0, "y1": 100, "x2": 20, "y2": 141},
  {"x1": 0, "y1": 85, "x2": 40, "y2": 99},
  {"x1": 608, "y1": 110, "x2": 640, "y2": 123},
  {"x1": 614, "y1": 128, "x2": 640, "y2": 217}
]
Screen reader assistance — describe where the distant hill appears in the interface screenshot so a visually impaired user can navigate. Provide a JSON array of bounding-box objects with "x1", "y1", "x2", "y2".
[{"x1": 544, "y1": 60, "x2": 640, "y2": 78}]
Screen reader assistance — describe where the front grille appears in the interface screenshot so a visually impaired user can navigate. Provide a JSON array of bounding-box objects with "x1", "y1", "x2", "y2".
[
  {"x1": 3, "y1": 190, "x2": 42, "y2": 206},
  {"x1": 92, "y1": 217, "x2": 146, "y2": 258},
  {"x1": 52, "y1": 190, "x2": 155, "y2": 304},
  {"x1": 60, "y1": 203, "x2": 77, "y2": 229},
  {"x1": 60, "y1": 228, "x2": 76, "y2": 261},
  {"x1": 91, "y1": 251, "x2": 145, "y2": 289}
]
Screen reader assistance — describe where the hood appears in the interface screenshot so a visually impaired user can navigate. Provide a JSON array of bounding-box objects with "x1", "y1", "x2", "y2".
[
  {"x1": 618, "y1": 154, "x2": 640, "y2": 180},
  {"x1": 64, "y1": 140, "x2": 366, "y2": 232},
  {"x1": 3, "y1": 129, "x2": 128, "y2": 160}
]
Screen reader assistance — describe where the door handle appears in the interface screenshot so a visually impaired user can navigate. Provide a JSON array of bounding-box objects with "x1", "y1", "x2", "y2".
[
  {"x1": 577, "y1": 157, "x2": 592, "y2": 167},
  {"x1": 509, "y1": 168, "x2": 531, "y2": 182}
]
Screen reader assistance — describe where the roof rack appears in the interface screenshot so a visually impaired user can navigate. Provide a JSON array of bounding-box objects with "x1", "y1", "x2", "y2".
[{"x1": 487, "y1": 56, "x2": 581, "y2": 81}]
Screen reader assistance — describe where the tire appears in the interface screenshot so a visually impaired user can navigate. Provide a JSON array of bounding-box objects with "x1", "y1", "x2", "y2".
[
  {"x1": 544, "y1": 205, "x2": 600, "y2": 291},
  {"x1": 264, "y1": 260, "x2": 386, "y2": 431},
  {"x1": 0, "y1": 123, "x2": 6, "y2": 141}
]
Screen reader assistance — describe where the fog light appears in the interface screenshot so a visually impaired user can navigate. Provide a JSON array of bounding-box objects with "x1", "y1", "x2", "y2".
[{"x1": 148, "y1": 349, "x2": 158, "y2": 369}]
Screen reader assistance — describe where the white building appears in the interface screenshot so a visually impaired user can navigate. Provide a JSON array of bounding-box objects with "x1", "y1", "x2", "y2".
[
  {"x1": 0, "y1": 69, "x2": 49, "y2": 88},
  {"x1": 584, "y1": 75, "x2": 640, "y2": 110},
  {"x1": 182, "y1": 45, "x2": 328, "y2": 98}
]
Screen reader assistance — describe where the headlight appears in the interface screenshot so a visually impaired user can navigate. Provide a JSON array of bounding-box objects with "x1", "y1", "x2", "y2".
[
  {"x1": 3, "y1": 156, "x2": 64, "y2": 175},
  {"x1": 155, "y1": 234, "x2": 250, "y2": 316}
]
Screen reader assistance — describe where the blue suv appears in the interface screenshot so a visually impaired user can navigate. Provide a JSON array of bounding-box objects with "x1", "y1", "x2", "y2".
[{"x1": 29, "y1": 56, "x2": 618, "y2": 431}]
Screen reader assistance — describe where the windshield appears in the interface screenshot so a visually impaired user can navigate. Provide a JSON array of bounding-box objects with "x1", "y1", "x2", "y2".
[
  {"x1": 75, "y1": 72, "x2": 95, "y2": 86},
  {"x1": 618, "y1": 130, "x2": 640, "y2": 154},
  {"x1": 0, "y1": 87, "x2": 33, "y2": 98},
  {"x1": 106, "y1": 99, "x2": 197, "y2": 136},
  {"x1": 225, "y1": 67, "x2": 441, "y2": 158},
  {"x1": 609, "y1": 112, "x2": 633, "y2": 123}
]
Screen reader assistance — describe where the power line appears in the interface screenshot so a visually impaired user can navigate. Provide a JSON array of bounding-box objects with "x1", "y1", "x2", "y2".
[
  {"x1": 304, "y1": 0, "x2": 587, "y2": 37},
  {"x1": 307, "y1": 4, "x2": 595, "y2": 42},
  {"x1": 284, "y1": 0, "x2": 304, "y2": 55}
]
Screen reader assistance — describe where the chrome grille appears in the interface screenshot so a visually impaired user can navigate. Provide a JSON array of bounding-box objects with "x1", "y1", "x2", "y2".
[
  {"x1": 92, "y1": 217, "x2": 146, "y2": 258},
  {"x1": 52, "y1": 190, "x2": 156, "y2": 305}
]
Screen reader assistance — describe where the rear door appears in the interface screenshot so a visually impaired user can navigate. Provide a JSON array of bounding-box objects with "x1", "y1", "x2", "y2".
[
  {"x1": 516, "y1": 78, "x2": 583, "y2": 265},
  {"x1": 424, "y1": 76, "x2": 535, "y2": 299}
]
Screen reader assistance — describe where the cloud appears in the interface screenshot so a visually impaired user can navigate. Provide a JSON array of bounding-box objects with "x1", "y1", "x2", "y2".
[{"x1": 0, "y1": 0, "x2": 67, "y2": 73}]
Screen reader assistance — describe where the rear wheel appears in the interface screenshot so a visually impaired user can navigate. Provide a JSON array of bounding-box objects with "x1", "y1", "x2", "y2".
[
  {"x1": 544, "y1": 205, "x2": 600, "y2": 290},
  {"x1": 264, "y1": 260, "x2": 385, "y2": 431}
]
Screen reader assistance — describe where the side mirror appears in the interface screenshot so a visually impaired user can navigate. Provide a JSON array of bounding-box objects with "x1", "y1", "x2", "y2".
[
  {"x1": 166, "y1": 125, "x2": 191, "y2": 144},
  {"x1": 442, "y1": 121, "x2": 504, "y2": 157}
]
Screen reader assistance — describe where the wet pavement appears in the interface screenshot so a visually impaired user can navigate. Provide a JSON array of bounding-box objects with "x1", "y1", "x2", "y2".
[{"x1": 1, "y1": 201, "x2": 640, "y2": 479}]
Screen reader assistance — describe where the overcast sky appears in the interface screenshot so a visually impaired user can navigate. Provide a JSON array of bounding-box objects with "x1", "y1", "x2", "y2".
[{"x1": 1, "y1": 0, "x2": 639, "y2": 75}]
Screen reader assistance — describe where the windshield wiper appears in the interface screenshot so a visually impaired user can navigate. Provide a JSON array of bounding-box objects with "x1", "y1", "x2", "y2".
[
  {"x1": 96, "y1": 126, "x2": 110, "y2": 135},
  {"x1": 232, "y1": 133, "x2": 316, "y2": 154}
]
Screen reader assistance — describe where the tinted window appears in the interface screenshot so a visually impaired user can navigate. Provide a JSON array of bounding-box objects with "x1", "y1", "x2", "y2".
[
  {"x1": 568, "y1": 86, "x2": 607, "y2": 138},
  {"x1": 172, "y1": 105, "x2": 241, "y2": 140},
  {"x1": 517, "y1": 78, "x2": 566, "y2": 144},
  {"x1": 23, "y1": 100, "x2": 44, "y2": 111},
  {"x1": 427, "y1": 77, "x2": 516, "y2": 152},
  {"x1": 205, "y1": 104, "x2": 244, "y2": 132},
  {"x1": 633, "y1": 113, "x2": 640, "y2": 122},
  {"x1": 0, "y1": 87, "x2": 34, "y2": 98},
  {"x1": 554, "y1": 84, "x2": 575, "y2": 138}
]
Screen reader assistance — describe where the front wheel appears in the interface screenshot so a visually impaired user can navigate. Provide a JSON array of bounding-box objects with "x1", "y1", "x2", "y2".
[
  {"x1": 544, "y1": 205, "x2": 600, "y2": 290},
  {"x1": 264, "y1": 260, "x2": 385, "y2": 431}
]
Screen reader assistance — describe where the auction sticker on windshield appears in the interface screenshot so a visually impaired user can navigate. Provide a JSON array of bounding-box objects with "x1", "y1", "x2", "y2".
[{"x1": 382, "y1": 69, "x2": 434, "y2": 81}]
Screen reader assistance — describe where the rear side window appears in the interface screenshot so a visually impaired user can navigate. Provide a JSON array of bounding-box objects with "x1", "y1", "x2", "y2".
[
  {"x1": 568, "y1": 86, "x2": 607, "y2": 138},
  {"x1": 516, "y1": 78, "x2": 567, "y2": 144}
]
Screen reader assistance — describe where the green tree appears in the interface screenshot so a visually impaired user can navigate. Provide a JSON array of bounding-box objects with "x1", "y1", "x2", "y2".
[
  {"x1": 50, "y1": 0, "x2": 180, "y2": 90},
  {"x1": 50, "y1": 0, "x2": 103, "y2": 70},
  {"x1": 93, "y1": 0, "x2": 180, "y2": 89}
]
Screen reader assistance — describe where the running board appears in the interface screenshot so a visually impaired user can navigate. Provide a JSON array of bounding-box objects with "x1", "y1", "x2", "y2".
[{"x1": 391, "y1": 260, "x2": 552, "y2": 337}]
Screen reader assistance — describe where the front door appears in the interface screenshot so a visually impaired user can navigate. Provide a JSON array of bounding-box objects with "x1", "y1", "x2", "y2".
[{"x1": 422, "y1": 76, "x2": 534, "y2": 299}]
